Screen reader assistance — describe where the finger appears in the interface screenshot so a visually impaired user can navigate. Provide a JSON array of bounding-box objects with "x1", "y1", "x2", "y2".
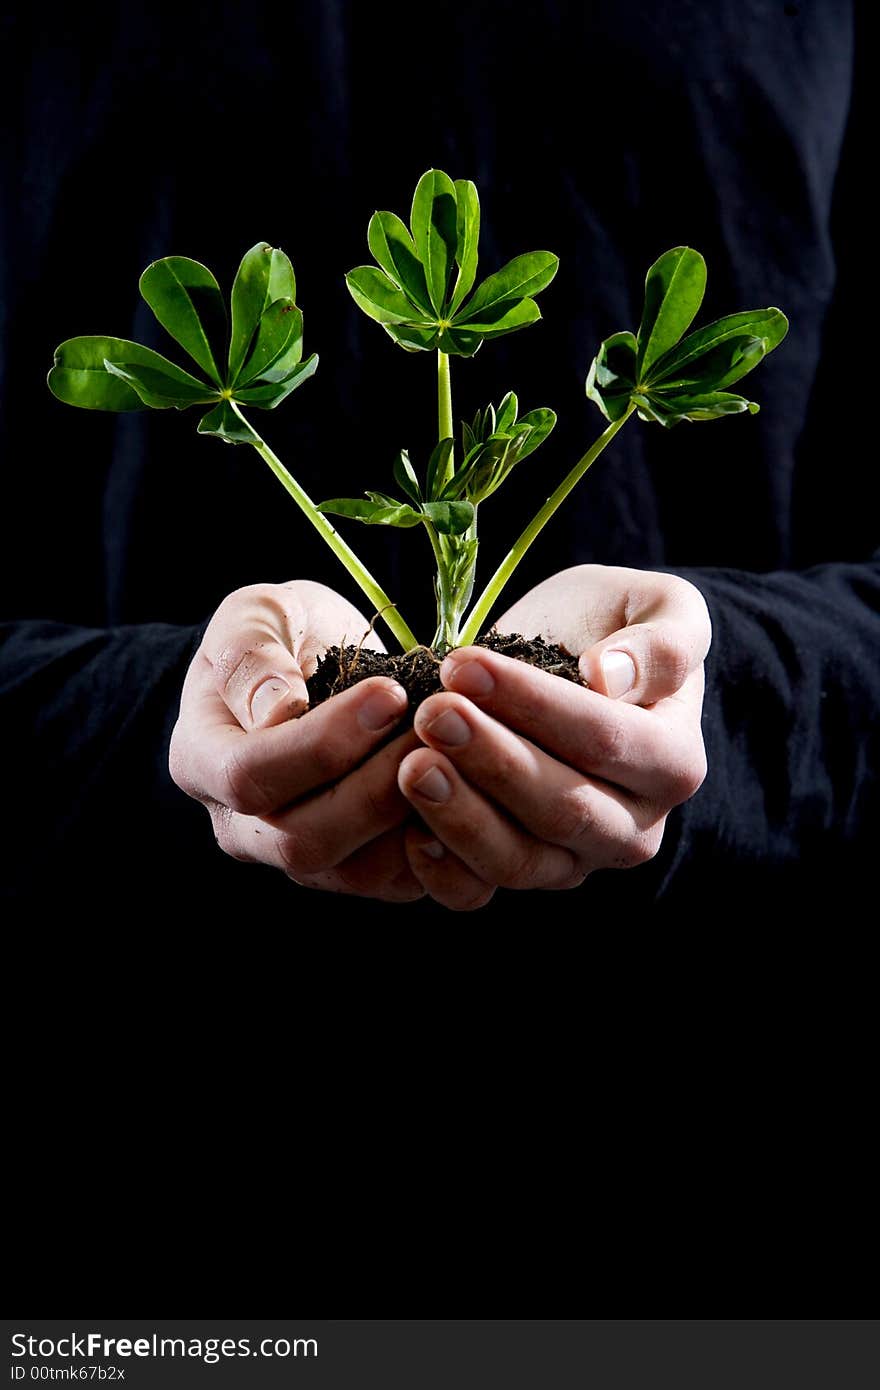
[
  {"x1": 411, "y1": 694, "x2": 667, "y2": 860},
  {"x1": 288, "y1": 826, "x2": 426, "y2": 903},
  {"x1": 403, "y1": 824, "x2": 496, "y2": 912},
  {"x1": 170, "y1": 673, "x2": 409, "y2": 816},
  {"x1": 209, "y1": 807, "x2": 425, "y2": 903},
  {"x1": 578, "y1": 578, "x2": 711, "y2": 705},
  {"x1": 266, "y1": 729, "x2": 420, "y2": 877},
  {"x1": 438, "y1": 651, "x2": 706, "y2": 803},
  {"x1": 203, "y1": 584, "x2": 313, "y2": 728},
  {"x1": 398, "y1": 747, "x2": 585, "y2": 890}
]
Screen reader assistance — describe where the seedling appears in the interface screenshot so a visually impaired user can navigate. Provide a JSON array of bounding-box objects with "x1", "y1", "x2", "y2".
[{"x1": 48, "y1": 171, "x2": 787, "y2": 654}]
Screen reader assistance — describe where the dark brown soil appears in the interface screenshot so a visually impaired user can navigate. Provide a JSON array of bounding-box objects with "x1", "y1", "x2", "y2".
[{"x1": 306, "y1": 632, "x2": 585, "y2": 709}]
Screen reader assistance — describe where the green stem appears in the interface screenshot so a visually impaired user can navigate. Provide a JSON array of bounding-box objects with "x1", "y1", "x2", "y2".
[
  {"x1": 232, "y1": 401, "x2": 419, "y2": 653},
  {"x1": 437, "y1": 350, "x2": 454, "y2": 486},
  {"x1": 426, "y1": 524, "x2": 458, "y2": 652},
  {"x1": 459, "y1": 405, "x2": 636, "y2": 646}
]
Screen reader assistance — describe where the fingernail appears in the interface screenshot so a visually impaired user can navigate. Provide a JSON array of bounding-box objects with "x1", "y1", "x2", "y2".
[
  {"x1": 412, "y1": 765, "x2": 452, "y2": 803},
  {"x1": 442, "y1": 657, "x2": 495, "y2": 697},
  {"x1": 251, "y1": 676, "x2": 291, "y2": 725},
  {"x1": 424, "y1": 708, "x2": 471, "y2": 747},
  {"x1": 421, "y1": 840, "x2": 445, "y2": 860},
  {"x1": 601, "y1": 649, "x2": 636, "y2": 699},
  {"x1": 358, "y1": 683, "x2": 407, "y2": 731}
]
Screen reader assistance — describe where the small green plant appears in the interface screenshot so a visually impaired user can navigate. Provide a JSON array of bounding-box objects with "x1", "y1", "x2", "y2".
[{"x1": 48, "y1": 171, "x2": 788, "y2": 655}]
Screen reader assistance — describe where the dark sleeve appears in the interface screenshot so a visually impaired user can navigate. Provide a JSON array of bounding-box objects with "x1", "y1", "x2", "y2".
[
  {"x1": 650, "y1": 555, "x2": 880, "y2": 907},
  {"x1": 0, "y1": 619, "x2": 215, "y2": 905}
]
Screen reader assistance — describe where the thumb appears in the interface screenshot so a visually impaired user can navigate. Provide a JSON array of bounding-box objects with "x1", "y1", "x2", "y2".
[
  {"x1": 579, "y1": 615, "x2": 710, "y2": 705},
  {"x1": 205, "y1": 589, "x2": 312, "y2": 731}
]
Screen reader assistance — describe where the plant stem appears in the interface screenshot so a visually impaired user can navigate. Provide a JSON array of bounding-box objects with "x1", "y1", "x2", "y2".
[
  {"x1": 437, "y1": 350, "x2": 454, "y2": 486},
  {"x1": 459, "y1": 405, "x2": 636, "y2": 646},
  {"x1": 231, "y1": 401, "x2": 419, "y2": 652},
  {"x1": 425, "y1": 524, "x2": 458, "y2": 652}
]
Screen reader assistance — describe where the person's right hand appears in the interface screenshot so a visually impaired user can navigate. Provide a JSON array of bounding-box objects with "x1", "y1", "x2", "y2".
[{"x1": 168, "y1": 579, "x2": 425, "y2": 901}]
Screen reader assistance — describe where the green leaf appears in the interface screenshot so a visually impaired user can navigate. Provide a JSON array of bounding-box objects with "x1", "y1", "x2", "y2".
[
  {"x1": 426, "y1": 438, "x2": 454, "y2": 499},
  {"x1": 514, "y1": 407, "x2": 557, "y2": 460},
  {"x1": 585, "y1": 331, "x2": 638, "y2": 422},
  {"x1": 636, "y1": 246, "x2": 706, "y2": 379},
  {"x1": 367, "y1": 211, "x2": 433, "y2": 316},
  {"x1": 448, "y1": 179, "x2": 480, "y2": 315},
  {"x1": 233, "y1": 353, "x2": 318, "y2": 407},
  {"x1": 457, "y1": 251, "x2": 558, "y2": 321},
  {"x1": 394, "y1": 449, "x2": 422, "y2": 503},
  {"x1": 104, "y1": 360, "x2": 219, "y2": 409},
  {"x1": 346, "y1": 266, "x2": 430, "y2": 325},
  {"x1": 646, "y1": 308, "x2": 789, "y2": 386},
  {"x1": 229, "y1": 243, "x2": 296, "y2": 383},
  {"x1": 452, "y1": 297, "x2": 542, "y2": 338},
  {"x1": 410, "y1": 169, "x2": 458, "y2": 315},
  {"x1": 140, "y1": 256, "x2": 227, "y2": 385},
  {"x1": 382, "y1": 322, "x2": 441, "y2": 352},
  {"x1": 495, "y1": 391, "x2": 518, "y2": 433},
  {"x1": 197, "y1": 399, "x2": 261, "y2": 444},
  {"x1": 421, "y1": 500, "x2": 475, "y2": 535},
  {"x1": 317, "y1": 497, "x2": 424, "y2": 528},
  {"x1": 237, "y1": 299, "x2": 302, "y2": 385},
  {"x1": 437, "y1": 326, "x2": 484, "y2": 356},
  {"x1": 634, "y1": 389, "x2": 759, "y2": 427},
  {"x1": 48, "y1": 336, "x2": 214, "y2": 412}
]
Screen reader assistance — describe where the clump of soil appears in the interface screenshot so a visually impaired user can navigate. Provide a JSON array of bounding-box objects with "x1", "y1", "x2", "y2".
[{"x1": 306, "y1": 632, "x2": 585, "y2": 710}]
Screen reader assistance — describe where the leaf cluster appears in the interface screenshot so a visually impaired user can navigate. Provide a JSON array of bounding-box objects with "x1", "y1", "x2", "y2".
[
  {"x1": 48, "y1": 243, "x2": 317, "y2": 442},
  {"x1": 318, "y1": 393, "x2": 555, "y2": 535},
  {"x1": 586, "y1": 247, "x2": 788, "y2": 426},
  {"x1": 346, "y1": 170, "x2": 559, "y2": 356}
]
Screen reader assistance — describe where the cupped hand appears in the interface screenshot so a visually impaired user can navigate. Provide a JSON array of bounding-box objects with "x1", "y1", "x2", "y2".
[
  {"x1": 397, "y1": 565, "x2": 711, "y2": 910},
  {"x1": 169, "y1": 579, "x2": 424, "y2": 900}
]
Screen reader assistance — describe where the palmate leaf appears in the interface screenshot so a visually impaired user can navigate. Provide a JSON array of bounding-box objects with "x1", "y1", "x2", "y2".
[
  {"x1": 454, "y1": 251, "x2": 559, "y2": 323},
  {"x1": 229, "y1": 243, "x2": 297, "y2": 383},
  {"x1": 586, "y1": 251, "x2": 788, "y2": 427},
  {"x1": 410, "y1": 169, "x2": 458, "y2": 315},
  {"x1": 233, "y1": 353, "x2": 318, "y2": 408},
  {"x1": 346, "y1": 266, "x2": 428, "y2": 325},
  {"x1": 139, "y1": 256, "x2": 227, "y2": 385},
  {"x1": 636, "y1": 247, "x2": 706, "y2": 377},
  {"x1": 237, "y1": 299, "x2": 302, "y2": 385},
  {"x1": 347, "y1": 171, "x2": 558, "y2": 357},
  {"x1": 448, "y1": 179, "x2": 480, "y2": 315},
  {"x1": 368, "y1": 212, "x2": 433, "y2": 316},
  {"x1": 585, "y1": 331, "x2": 638, "y2": 422},
  {"x1": 49, "y1": 337, "x2": 217, "y2": 411},
  {"x1": 633, "y1": 390, "x2": 759, "y2": 426},
  {"x1": 198, "y1": 399, "x2": 262, "y2": 443},
  {"x1": 646, "y1": 309, "x2": 789, "y2": 388}
]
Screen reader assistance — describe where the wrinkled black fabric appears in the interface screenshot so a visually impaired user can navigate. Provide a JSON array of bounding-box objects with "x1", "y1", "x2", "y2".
[{"x1": 1, "y1": 0, "x2": 875, "y2": 913}]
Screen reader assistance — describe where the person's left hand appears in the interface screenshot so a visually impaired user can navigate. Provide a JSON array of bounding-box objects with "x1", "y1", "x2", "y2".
[{"x1": 397, "y1": 564, "x2": 711, "y2": 909}]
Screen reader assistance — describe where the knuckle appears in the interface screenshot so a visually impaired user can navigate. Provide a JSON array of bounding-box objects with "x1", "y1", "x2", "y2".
[
  {"x1": 449, "y1": 885, "x2": 496, "y2": 912},
  {"x1": 307, "y1": 724, "x2": 351, "y2": 782},
  {"x1": 500, "y1": 840, "x2": 548, "y2": 891},
  {"x1": 586, "y1": 713, "x2": 628, "y2": 767},
  {"x1": 668, "y1": 746, "x2": 708, "y2": 804},
  {"x1": 543, "y1": 787, "x2": 599, "y2": 848},
  {"x1": 277, "y1": 824, "x2": 336, "y2": 878},
  {"x1": 210, "y1": 805, "x2": 249, "y2": 863},
  {"x1": 167, "y1": 724, "x2": 197, "y2": 798},
  {"x1": 218, "y1": 743, "x2": 273, "y2": 817},
  {"x1": 624, "y1": 823, "x2": 666, "y2": 868},
  {"x1": 648, "y1": 629, "x2": 691, "y2": 692}
]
